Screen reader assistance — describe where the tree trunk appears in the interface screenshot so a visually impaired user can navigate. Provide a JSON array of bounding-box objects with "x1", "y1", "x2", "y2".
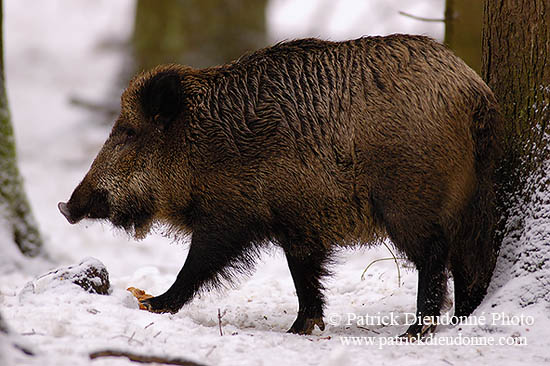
[
  {"x1": 483, "y1": 0, "x2": 550, "y2": 304},
  {"x1": 132, "y1": 0, "x2": 267, "y2": 71},
  {"x1": 0, "y1": 0, "x2": 44, "y2": 257},
  {"x1": 444, "y1": 0, "x2": 483, "y2": 74},
  {"x1": 0, "y1": 312, "x2": 7, "y2": 334}
]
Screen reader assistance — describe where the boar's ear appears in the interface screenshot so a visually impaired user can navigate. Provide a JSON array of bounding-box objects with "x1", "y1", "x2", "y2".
[{"x1": 141, "y1": 71, "x2": 182, "y2": 128}]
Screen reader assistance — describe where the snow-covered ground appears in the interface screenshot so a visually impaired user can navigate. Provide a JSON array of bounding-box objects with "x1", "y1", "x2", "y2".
[{"x1": 1, "y1": 1, "x2": 549, "y2": 365}]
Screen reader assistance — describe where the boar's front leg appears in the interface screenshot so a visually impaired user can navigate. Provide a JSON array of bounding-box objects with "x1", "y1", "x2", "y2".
[
  {"x1": 140, "y1": 227, "x2": 253, "y2": 314},
  {"x1": 284, "y1": 246, "x2": 330, "y2": 335}
]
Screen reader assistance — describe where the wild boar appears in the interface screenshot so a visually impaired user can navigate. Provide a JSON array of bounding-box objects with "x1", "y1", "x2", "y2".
[{"x1": 59, "y1": 34, "x2": 502, "y2": 336}]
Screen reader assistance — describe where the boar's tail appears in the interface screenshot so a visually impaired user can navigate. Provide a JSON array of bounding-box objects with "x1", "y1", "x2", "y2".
[{"x1": 450, "y1": 93, "x2": 504, "y2": 308}]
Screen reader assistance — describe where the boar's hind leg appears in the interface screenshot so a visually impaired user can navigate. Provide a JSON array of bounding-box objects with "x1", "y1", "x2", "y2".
[
  {"x1": 399, "y1": 226, "x2": 449, "y2": 339},
  {"x1": 284, "y1": 247, "x2": 329, "y2": 335},
  {"x1": 450, "y1": 257, "x2": 490, "y2": 317},
  {"x1": 140, "y1": 227, "x2": 254, "y2": 314}
]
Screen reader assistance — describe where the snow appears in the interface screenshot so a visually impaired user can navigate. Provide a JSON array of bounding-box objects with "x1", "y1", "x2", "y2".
[{"x1": 1, "y1": 1, "x2": 549, "y2": 365}]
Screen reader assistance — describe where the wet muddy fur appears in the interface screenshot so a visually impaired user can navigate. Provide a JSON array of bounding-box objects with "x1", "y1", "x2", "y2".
[{"x1": 60, "y1": 34, "x2": 502, "y2": 336}]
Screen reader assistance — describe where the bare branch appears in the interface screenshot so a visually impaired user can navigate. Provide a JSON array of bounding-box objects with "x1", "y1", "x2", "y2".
[
  {"x1": 398, "y1": 11, "x2": 446, "y2": 23},
  {"x1": 69, "y1": 95, "x2": 119, "y2": 117}
]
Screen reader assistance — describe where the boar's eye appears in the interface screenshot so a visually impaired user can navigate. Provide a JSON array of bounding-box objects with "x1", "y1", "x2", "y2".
[
  {"x1": 125, "y1": 128, "x2": 136, "y2": 139},
  {"x1": 113, "y1": 126, "x2": 137, "y2": 145}
]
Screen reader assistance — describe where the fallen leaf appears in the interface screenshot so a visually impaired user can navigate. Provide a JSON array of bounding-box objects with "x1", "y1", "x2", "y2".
[{"x1": 127, "y1": 287, "x2": 153, "y2": 310}]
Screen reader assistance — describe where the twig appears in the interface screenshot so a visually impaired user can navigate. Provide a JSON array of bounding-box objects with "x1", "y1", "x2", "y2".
[
  {"x1": 89, "y1": 350, "x2": 206, "y2": 366},
  {"x1": 357, "y1": 325, "x2": 380, "y2": 334},
  {"x1": 110, "y1": 334, "x2": 144, "y2": 346},
  {"x1": 361, "y1": 258, "x2": 395, "y2": 279},
  {"x1": 204, "y1": 346, "x2": 216, "y2": 358},
  {"x1": 217, "y1": 308, "x2": 226, "y2": 336},
  {"x1": 15, "y1": 344, "x2": 35, "y2": 356},
  {"x1": 307, "y1": 335, "x2": 332, "y2": 341},
  {"x1": 360, "y1": 249, "x2": 407, "y2": 288},
  {"x1": 382, "y1": 241, "x2": 402, "y2": 287},
  {"x1": 21, "y1": 329, "x2": 45, "y2": 336},
  {"x1": 69, "y1": 95, "x2": 119, "y2": 116},
  {"x1": 398, "y1": 11, "x2": 446, "y2": 23}
]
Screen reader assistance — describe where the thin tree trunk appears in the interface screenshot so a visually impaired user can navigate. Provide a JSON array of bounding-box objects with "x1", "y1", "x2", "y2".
[
  {"x1": 483, "y1": 0, "x2": 550, "y2": 303},
  {"x1": 0, "y1": 0, "x2": 43, "y2": 257},
  {"x1": 444, "y1": 0, "x2": 483, "y2": 74},
  {"x1": 0, "y1": 312, "x2": 8, "y2": 334},
  {"x1": 132, "y1": 0, "x2": 267, "y2": 71}
]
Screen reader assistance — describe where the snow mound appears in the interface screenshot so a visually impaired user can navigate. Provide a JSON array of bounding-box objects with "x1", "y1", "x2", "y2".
[{"x1": 19, "y1": 257, "x2": 111, "y2": 297}]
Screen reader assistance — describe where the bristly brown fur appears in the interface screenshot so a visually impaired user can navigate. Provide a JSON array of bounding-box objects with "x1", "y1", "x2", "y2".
[{"x1": 61, "y1": 34, "x2": 503, "y2": 335}]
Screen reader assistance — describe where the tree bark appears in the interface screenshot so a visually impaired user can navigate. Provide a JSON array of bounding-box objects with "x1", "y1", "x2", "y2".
[
  {"x1": 483, "y1": 0, "x2": 550, "y2": 304},
  {"x1": 0, "y1": 0, "x2": 44, "y2": 256},
  {"x1": 483, "y1": 0, "x2": 550, "y2": 164},
  {"x1": 444, "y1": 0, "x2": 483, "y2": 74}
]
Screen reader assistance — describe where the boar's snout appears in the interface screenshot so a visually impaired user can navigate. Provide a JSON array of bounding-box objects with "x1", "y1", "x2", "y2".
[
  {"x1": 58, "y1": 179, "x2": 111, "y2": 225},
  {"x1": 58, "y1": 202, "x2": 77, "y2": 224}
]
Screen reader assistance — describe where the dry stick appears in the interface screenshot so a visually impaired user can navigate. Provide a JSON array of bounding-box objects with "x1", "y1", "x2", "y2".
[
  {"x1": 217, "y1": 308, "x2": 223, "y2": 336},
  {"x1": 89, "y1": 350, "x2": 207, "y2": 366}
]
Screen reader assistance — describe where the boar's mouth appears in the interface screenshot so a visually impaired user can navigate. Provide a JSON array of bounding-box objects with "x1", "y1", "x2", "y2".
[
  {"x1": 108, "y1": 195, "x2": 156, "y2": 238},
  {"x1": 111, "y1": 205, "x2": 153, "y2": 233},
  {"x1": 58, "y1": 189, "x2": 111, "y2": 225}
]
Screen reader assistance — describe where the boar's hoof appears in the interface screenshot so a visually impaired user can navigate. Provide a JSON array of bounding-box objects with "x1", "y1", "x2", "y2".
[
  {"x1": 400, "y1": 323, "x2": 437, "y2": 341},
  {"x1": 287, "y1": 317, "x2": 325, "y2": 335},
  {"x1": 139, "y1": 296, "x2": 180, "y2": 314}
]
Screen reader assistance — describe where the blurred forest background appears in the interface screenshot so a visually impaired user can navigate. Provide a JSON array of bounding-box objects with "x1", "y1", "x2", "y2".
[{"x1": 130, "y1": 0, "x2": 482, "y2": 75}]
